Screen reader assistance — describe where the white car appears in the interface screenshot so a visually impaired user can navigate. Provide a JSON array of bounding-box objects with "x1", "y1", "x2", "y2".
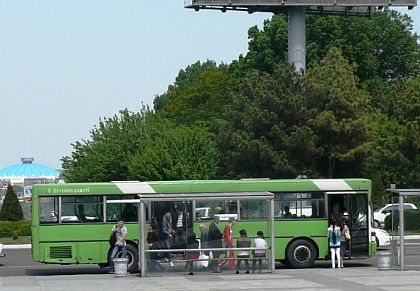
[
  {"x1": 374, "y1": 228, "x2": 391, "y2": 247},
  {"x1": 373, "y1": 203, "x2": 417, "y2": 228},
  {"x1": 0, "y1": 242, "x2": 5, "y2": 257}
]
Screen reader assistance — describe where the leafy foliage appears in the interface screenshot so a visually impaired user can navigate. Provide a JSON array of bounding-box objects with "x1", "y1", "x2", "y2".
[
  {"x1": 154, "y1": 60, "x2": 219, "y2": 112},
  {"x1": 0, "y1": 184, "x2": 24, "y2": 222},
  {"x1": 230, "y1": 15, "x2": 288, "y2": 77},
  {"x1": 159, "y1": 65, "x2": 234, "y2": 130},
  {"x1": 0, "y1": 220, "x2": 31, "y2": 238},
  {"x1": 369, "y1": 77, "x2": 420, "y2": 188},
  {"x1": 127, "y1": 124, "x2": 218, "y2": 181},
  {"x1": 62, "y1": 106, "x2": 218, "y2": 182},
  {"x1": 305, "y1": 48, "x2": 377, "y2": 178},
  {"x1": 218, "y1": 62, "x2": 320, "y2": 178}
]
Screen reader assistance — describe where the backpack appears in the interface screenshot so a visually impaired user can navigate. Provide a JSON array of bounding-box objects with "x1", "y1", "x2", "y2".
[
  {"x1": 109, "y1": 233, "x2": 116, "y2": 246},
  {"x1": 331, "y1": 228, "x2": 339, "y2": 245},
  {"x1": 109, "y1": 226, "x2": 117, "y2": 246}
]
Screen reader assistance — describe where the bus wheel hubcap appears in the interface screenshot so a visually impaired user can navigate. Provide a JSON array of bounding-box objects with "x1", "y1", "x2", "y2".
[{"x1": 294, "y1": 245, "x2": 310, "y2": 263}]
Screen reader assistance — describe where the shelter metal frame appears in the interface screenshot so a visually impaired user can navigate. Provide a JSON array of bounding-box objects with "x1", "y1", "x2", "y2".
[
  {"x1": 136, "y1": 192, "x2": 275, "y2": 277},
  {"x1": 387, "y1": 188, "x2": 420, "y2": 271}
]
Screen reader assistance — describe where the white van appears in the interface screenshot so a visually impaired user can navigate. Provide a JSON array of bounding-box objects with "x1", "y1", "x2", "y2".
[
  {"x1": 196, "y1": 207, "x2": 212, "y2": 219},
  {"x1": 373, "y1": 203, "x2": 417, "y2": 228},
  {"x1": 196, "y1": 207, "x2": 236, "y2": 220}
]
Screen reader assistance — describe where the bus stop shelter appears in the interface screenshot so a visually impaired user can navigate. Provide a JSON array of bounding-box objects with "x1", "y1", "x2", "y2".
[
  {"x1": 136, "y1": 192, "x2": 275, "y2": 277},
  {"x1": 387, "y1": 188, "x2": 420, "y2": 271}
]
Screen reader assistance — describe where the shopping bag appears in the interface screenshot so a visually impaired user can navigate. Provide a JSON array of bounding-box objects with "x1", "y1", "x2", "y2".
[{"x1": 197, "y1": 253, "x2": 209, "y2": 268}]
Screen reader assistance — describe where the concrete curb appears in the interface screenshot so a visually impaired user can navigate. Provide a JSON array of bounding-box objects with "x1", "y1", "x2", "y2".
[{"x1": 3, "y1": 244, "x2": 31, "y2": 249}]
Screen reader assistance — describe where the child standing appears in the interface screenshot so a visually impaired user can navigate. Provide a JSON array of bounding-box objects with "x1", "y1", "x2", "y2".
[
  {"x1": 252, "y1": 231, "x2": 266, "y2": 273},
  {"x1": 328, "y1": 219, "x2": 341, "y2": 269}
]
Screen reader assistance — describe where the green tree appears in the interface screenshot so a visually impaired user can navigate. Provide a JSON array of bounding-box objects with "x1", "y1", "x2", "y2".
[
  {"x1": 62, "y1": 106, "x2": 219, "y2": 182},
  {"x1": 62, "y1": 107, "x2": 150, "y2": 182},
  {"x1": 229, "y1": 15, "x2": 288, "y2": 77},
  {"x1": 218, "y1": 62, "x2": 321, "y2": 179},
  {"x1": 233, "y1": 11, "x2": 420, "y2": 83},
  {"x1": 127, "y1": 123, "x2": 219, "y2": 181},
  {"x1": 370, "y1": 77, "x2": 420, "y2": 188},
  {"x1": 153, "y1": 60, "x2": 218, "y2": 112},
  {"x1": 160, "y1": 65, "x2": 234, "y2": 130},
  {"x1": 0, "y1": 184, "x2": 24, "y2": 222},
  {"x1": 305, "y1": 48, "x2": 377, "y2": 178}
]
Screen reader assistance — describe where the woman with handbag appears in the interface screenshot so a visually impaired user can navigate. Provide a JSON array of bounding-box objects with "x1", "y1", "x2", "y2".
[{"x1": 339, "y1": 218, "x2": 350, "y2": 268}]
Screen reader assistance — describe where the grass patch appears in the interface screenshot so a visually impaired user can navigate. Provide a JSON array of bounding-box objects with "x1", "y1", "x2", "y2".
[{"x1": 0, "y1": 236, "x2": 31, "y2": 245}]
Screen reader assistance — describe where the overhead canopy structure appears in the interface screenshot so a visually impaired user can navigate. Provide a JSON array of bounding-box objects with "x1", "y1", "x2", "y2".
[{"x1": 185, "y1": 0, "x2": 417, "y2": 15}]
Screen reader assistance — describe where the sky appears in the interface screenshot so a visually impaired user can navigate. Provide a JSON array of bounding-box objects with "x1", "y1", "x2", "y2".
[{"x1": 0, "y1": 1, "x2": 419, "y2": 171}]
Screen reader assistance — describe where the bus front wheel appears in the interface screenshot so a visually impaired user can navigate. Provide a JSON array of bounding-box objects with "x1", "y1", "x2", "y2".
[{"x1": 286, "y1": 239, "x2": 316, "y2": 268}]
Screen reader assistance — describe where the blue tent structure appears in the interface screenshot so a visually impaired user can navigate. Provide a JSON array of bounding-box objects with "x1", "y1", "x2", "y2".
[
  {"x1": 0, "y1": 158, "x2": 60, "y2": 200},
  {"x1": 0, "y1": 158, "x2": 59, "y2": 178}
]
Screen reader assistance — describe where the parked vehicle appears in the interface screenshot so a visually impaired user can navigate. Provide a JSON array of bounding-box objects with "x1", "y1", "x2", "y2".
[
  {"x1": 196, "y1": 207, "x2": 223, "y2": 220},
  {"x1": 373, "y1": 203, "x2": 417, "y2": 228},
  {"x1": 0, "y1": 242, "x2": 5, "y2": 257},
  {"x1": 374, "y1": 228, "x2": 391, "y2": 247}
]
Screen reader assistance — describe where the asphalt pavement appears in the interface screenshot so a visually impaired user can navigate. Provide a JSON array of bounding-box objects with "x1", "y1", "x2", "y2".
[
  {"x1": 1, "y1": 262, "x2": 420, "y2": 291},
  {"x1": 2, "y1": 244, "x2": 420, "y2": 291}
]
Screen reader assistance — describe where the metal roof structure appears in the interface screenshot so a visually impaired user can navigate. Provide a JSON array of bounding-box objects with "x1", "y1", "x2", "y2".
[{"x1": 0, "y1": 158, "x2": 59, "y2": 184}]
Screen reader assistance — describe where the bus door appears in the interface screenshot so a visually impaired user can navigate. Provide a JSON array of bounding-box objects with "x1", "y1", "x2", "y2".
[{"x1": 328, "y1": 193, "x2": 370, "y2": 259}]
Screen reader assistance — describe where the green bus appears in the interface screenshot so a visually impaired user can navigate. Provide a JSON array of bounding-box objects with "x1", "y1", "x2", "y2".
[{"x1": 31, "y1": 179, "x2": 377, "y2": 272}]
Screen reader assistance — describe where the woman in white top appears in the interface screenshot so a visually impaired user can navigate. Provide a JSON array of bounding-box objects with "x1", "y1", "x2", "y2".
[
  {"x1": 252, "y1": 231, "x2": 266, "y2": 273},
  {"x1": 327, "y1": 219, "x2": 341, "y2": 269}
]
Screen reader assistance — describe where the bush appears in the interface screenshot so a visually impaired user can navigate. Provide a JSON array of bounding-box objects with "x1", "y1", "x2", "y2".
[
  {"x1": 0, "y1": 220, "x2": 31, "y2": 238},
  {"x1": 0, "y1": 221, "x2": 14, "y2": 237},
  {"x1": 384, "y1": 209, "x2": 420, "y2": 232},
  {"x1": 19, "y1": 222, "x2": 31, "y2": 236}
]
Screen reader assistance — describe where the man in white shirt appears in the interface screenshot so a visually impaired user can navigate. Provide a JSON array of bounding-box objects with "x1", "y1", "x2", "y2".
[
  {"x1": 109, "y1": 218, "x2": 128, "y2": 274},
  {"x1": 173, "y1": 207, "x2": 187, "y2": 250}
]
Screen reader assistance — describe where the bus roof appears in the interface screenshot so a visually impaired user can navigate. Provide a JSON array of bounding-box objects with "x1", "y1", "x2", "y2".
[{"x1": 31, "y1": 178, "x2": 371, "y2": 197}]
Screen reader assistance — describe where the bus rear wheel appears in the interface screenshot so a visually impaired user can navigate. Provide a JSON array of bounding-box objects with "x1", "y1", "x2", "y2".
[{"x1": 286, "y1": 239, "x2": 316, "y2": 269}]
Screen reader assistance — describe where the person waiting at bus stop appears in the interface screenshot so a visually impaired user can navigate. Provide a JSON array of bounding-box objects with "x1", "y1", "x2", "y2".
[
  {"x1": 146, "y1": 223, "x2": 164, "y2": 272},
  {"x1": 207, "y1": 215, "x2": 223, "y2": 273},
  {"x1": 235, "y1": 229, "x2": 251, "y2": 274},
  {"x1": 109, "y1": 218, "x2": 128, "y2": 274},
  {"x1": 172, "y1": 207, "x2": 187, "y2": 250},
  {"x1": 161, "y1": 210, "x2": 175, "y2": 267}
]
